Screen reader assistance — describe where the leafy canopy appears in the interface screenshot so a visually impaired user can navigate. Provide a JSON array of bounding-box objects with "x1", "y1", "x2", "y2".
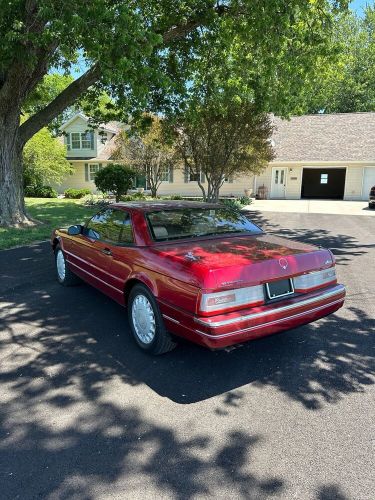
[
  {"x1": 305, "y1": 6, "x2": 375, "y2": 113},
  {"x1": 0, "y1": 1, "x2": 349, "y2": 132},
  {"x1": 23, "y1": 127, "x2": 71, "y2": 188}
]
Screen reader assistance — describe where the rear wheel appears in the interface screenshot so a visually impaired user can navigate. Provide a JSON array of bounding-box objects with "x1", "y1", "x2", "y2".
[
  {"x1": 55, "y1": 245, "x2": 80, "y2": 286},
  {"x1": 128, "y1": 284, "x2": 176, "y2": 355}
]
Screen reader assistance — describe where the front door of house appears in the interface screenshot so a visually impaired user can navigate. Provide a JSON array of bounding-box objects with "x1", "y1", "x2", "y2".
[{"x1": 271, "y1": 167, "x2": 287, "y2": 198}]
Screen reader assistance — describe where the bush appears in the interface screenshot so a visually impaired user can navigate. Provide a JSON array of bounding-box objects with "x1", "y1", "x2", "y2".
[
  {"x1": 238, "y1": 196, "x2": 252, "y2": 206},
  {"x1": 81, "y1": 194, "x2": 110, "y2": 208},
  {"x1": 64, "y1": 188, "x2": 92, "y2": 199},
  {"x1": 221, "y1": 198, "x2": 243, "y2": 211},
  {"x1": 170, "y1": 194, "x2": 183, "y2": 200},
  {"x1": 94, "y1": 163, "x2": 134, "y2": 202},
  {"x1": 24, "y1": 185, "x2": 58, "y2": 198},
  {"x1": 221, "y1": 196, "x2": 253, "y2": 210}
]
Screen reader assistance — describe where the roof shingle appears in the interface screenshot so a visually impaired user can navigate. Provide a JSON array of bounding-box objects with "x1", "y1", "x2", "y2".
[{"x1": 272, "y1": 112, "x2": 375, "y2": 162}]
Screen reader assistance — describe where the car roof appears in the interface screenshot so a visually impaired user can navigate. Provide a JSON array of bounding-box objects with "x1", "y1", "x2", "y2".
[{"x1": 111, "y1": 200, "x2": 223, "y2": 212}]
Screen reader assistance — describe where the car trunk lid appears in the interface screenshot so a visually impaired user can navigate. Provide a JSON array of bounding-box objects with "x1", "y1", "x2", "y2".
[{"x1": 152, "y1": 233, "x2": 334, "y2": 290}]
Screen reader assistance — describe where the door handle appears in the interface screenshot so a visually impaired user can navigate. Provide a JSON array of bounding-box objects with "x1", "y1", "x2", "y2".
[{"x1": 101, "y1": 248, "x2": 112, "y2": 256}]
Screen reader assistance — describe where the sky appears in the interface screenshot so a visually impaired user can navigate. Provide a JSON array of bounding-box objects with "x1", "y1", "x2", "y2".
[{"x1": 350, "y1": 0, "x2": 371, "y2": 15}]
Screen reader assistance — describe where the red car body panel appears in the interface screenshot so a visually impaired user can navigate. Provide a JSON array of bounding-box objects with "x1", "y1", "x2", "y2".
[{"x1": 52, "y1": 202, "x2": 346, "y2": 349}]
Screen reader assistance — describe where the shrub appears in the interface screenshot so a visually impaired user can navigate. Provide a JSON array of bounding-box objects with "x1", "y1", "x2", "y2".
[
  {"x1": 94, "y1": 163, "x2": 135, "y2": 202},
  {"x1": 64, "y1": 188, "x2": 91, "y2": 199},
  {"x1": 221, "y1": 198, "x2": 243, "y2": 211},
  {"x1": 82, "y1": 194, "x2": 110, "y2": 208},
  {"x1": 24, "y1": 185, "x2": 58, "y2": 198},
  {"x1": 238, "y1": 196, "x2": 252, "y2": 206},
  {"x1": 132, "y1": 191, "x2": 147, "y2": 199},
  {"x1": 221, "y1": 196, "x2": 253, "y2": 210},
  {"x1": 170, "y1": 194, "x2": 183, "y2": 200}
]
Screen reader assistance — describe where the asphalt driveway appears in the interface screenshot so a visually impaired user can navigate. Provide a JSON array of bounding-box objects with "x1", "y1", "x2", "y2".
[{"x1": 0, "y1": 212, "x2": 374, "y2": 500}]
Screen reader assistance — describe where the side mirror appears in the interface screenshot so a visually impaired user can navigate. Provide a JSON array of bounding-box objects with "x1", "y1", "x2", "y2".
[{"x1": 67, "y1": 224, "x2": 83, "y2": 236}]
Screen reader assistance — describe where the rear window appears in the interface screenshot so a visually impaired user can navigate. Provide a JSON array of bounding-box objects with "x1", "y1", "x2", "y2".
[{"x1": 146, "y1": 207, "x2": 262, "y2": 241}]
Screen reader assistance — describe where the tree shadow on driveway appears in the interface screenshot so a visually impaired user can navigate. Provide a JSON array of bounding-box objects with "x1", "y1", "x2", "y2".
[{"x1": 0, "y1": 275, "x2": 373, "y2": 408}]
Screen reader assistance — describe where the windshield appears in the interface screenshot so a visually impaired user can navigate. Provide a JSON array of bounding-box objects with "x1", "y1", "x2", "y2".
[{"x1": 146, "y1": 207, "x2": 263, "y2": 241}]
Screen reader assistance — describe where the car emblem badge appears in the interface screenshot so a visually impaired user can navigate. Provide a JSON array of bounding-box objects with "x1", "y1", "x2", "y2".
[
  {"x1": 185, "y1": 251, "x2": 199, "y2": 262},
  {"x1": 279, "y1": 258, "x2": 288, "y2": 270}
]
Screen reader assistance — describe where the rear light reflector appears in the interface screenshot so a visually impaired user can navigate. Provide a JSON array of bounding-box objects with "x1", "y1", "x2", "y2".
[
  {"x1": 293, "y1": 267, "x2": 337, "y2": 292},
  {"x1": 200, "y1": 285, "x2": 264, "y2": 313}
]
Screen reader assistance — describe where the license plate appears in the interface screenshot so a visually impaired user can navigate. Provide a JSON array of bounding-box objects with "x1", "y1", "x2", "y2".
[{"x1": 266, "y1": 278, "x2": 294, "y2": 299}]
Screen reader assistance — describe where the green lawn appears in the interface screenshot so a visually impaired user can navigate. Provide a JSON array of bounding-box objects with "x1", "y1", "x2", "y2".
[{"x1": 0, "y1": 198, "x2": 96, "y2": 250}]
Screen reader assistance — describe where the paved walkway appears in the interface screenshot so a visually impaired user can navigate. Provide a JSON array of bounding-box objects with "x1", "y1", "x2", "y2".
[{"x1": 244, "y1": 199, "x2": 375, "y2": 216}]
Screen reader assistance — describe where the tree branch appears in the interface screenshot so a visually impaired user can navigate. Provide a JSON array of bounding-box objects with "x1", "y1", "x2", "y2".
[
  {"x1": 19, "y1": 5, "x2": 227, "y2": 144},
  {"x1": 19, "y1": 64, "x2": 101, "y2": 144}
]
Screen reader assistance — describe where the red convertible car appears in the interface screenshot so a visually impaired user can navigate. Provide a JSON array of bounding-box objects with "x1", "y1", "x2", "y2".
[{"x1": 51, "y1": 201, "x2": 346, "y2": 354}]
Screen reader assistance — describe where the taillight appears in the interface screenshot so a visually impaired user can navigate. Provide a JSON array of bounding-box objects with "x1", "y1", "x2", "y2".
[
  {"x1": 200, "y1": 285, "x2": 264, "y2": 314},
  {"x1": 293, "y1": 267, "x2": 337, "y2": 292}
]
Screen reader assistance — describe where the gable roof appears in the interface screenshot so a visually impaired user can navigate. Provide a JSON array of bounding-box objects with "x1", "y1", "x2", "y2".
[
  {"x1": 60, "y1": 112, "x2": 121, "y2": 134},
  {"x1": 272, "y1": 112, "x2": 375, "y2": 162}
]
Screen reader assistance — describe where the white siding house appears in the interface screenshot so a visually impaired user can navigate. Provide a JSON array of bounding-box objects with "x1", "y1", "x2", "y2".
[{"x1": 57, "y1": 112, "x2": 375, "y2": 200}]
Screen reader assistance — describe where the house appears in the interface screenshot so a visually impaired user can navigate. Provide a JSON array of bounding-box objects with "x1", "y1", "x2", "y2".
[
  {"x1": 58, "y1": 112, "x2": 120, "y2": 191},
  {"x1": 58, "y1": 112, "x2": 375, "y2": 200}
]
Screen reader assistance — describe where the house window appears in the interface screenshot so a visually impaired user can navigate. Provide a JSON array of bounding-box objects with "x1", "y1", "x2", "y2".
[
  {"x1": 89, "y1": 164, "x2": 100, "y2": 181},
  {"x1": 81, "y1": 132, "x2": 92, "y2": 149},
  {"x1": 160, "y1": 165, "x2": 170, "y2": 182},
  {"x1": 189, "y1": 169, "x2": 200, "y2": 182},
  {"x1": 68, "y1": 131, "x2": 94, "y2": 150},
  {"x1": 71, "y1": 133, "x2": 81, "y2": 149},
  {"x1": 320, "y1": 173, "x2": 328, "y2": 184}
]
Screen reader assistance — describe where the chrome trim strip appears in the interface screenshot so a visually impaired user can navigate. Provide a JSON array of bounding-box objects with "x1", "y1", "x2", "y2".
[
  {"x1": 64, "y1": 249, "x2": 123, "y2": 283},
  {"x1": 68, "y1": 260, "x2": 123, "y2": 293},
  {"x1": 196, "y1": 297, "x2": 344, "y2": 339},
  {"x1": 194, "y1": 286, "x2": 345, "y2": 328},
  {"x1": 162, "y1": 314, "x2": 180, "y2": 324}
]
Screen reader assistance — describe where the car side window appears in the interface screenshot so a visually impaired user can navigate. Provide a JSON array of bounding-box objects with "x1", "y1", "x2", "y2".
[{"x1": 85, "y1": 209, "x2": 134, "y2": 245}]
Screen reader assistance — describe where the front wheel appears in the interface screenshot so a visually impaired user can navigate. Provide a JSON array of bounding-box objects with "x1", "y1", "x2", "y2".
[
  {"x1": 55, "y1": 245, "x2": 81, "y2": 286},
  {"x1": 128, "y1": 284, "x2": 176, "y2": 355}
]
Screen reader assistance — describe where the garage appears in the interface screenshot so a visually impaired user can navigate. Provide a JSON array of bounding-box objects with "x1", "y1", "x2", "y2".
[
  {"x1": 301, "y1": 168, "x2": 346, "y2": 199},
  {"x1": 362, "y1": 167, "x2": 375, "y2": 200}
]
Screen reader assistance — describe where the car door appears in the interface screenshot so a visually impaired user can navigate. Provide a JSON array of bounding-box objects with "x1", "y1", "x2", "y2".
[{"x1": 66, "y1": 208, "x2": 126, "y2": 298}]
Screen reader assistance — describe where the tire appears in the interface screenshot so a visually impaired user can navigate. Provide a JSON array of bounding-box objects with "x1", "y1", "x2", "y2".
[
  {"x1": 55, "y1": 244, "x2": 81, "y2": 286},
  {"x1": 128, "y1": 284, "x2": 176, "y2": 355}
]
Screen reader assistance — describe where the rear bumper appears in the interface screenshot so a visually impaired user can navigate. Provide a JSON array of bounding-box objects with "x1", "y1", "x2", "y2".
[{"x1": 162, "y1": 284, "x2": 346, "y2": 348}]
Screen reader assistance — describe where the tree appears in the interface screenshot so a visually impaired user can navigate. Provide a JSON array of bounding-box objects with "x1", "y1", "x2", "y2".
[
  {"x1": 94, "y1": 164, "x2": 134, "y2": 202},
  {"x1": 113, "y1": 116, "x2": 177, "y2": 198},
  {"x1": 23, "y1": 74, "x2": 74, "y2": 133},
  {"x1": 23, "y1": 126, "x2": 71, "y2": 189},
  {"x1": 305, "y1": 7, "x2": 375, "y2": 113},
  {"x1": 0, "y1": 0, "x2": 347, "y2": 226},
  {"x1": 172, "y1": 97, "x2": 274, "y2": 202}
]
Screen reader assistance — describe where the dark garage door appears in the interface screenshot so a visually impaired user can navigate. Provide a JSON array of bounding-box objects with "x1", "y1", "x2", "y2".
[{"x1": 301, "y1": 168, "x2": 346, "y2": 199}]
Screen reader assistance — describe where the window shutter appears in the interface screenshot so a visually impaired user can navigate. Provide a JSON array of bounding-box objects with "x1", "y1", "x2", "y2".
[
  {"x1": 85, "y1": 163, "x2": 89, "y2": 181},
  {"x1": 66, "y1": 133, "x2": 71, "y2": 151},
  {"x1": 200, "y1": 171, "x2": 206, "y2": 183},
  {"x1": 184, "y1": 167, "x2": 189, "y2": 183},
  {"x1": 169, "y1": 165, "x2": 174, "y2": 183},
  {"x1": 99, "y1": 163, "x2": 103, "y2": 170},
  {"x1": 90, "y1": 131, "x2": 94, "y2": 150}
]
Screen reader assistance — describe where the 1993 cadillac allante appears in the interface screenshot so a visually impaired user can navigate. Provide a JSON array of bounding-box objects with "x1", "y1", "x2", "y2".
[{"x1": 51, "y1": 201, "x2": 346, "y2": 354}]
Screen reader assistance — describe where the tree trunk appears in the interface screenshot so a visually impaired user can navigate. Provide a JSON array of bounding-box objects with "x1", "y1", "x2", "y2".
[{"x1": 0, "y1": 113, "x2": 31, "y2": 226}]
